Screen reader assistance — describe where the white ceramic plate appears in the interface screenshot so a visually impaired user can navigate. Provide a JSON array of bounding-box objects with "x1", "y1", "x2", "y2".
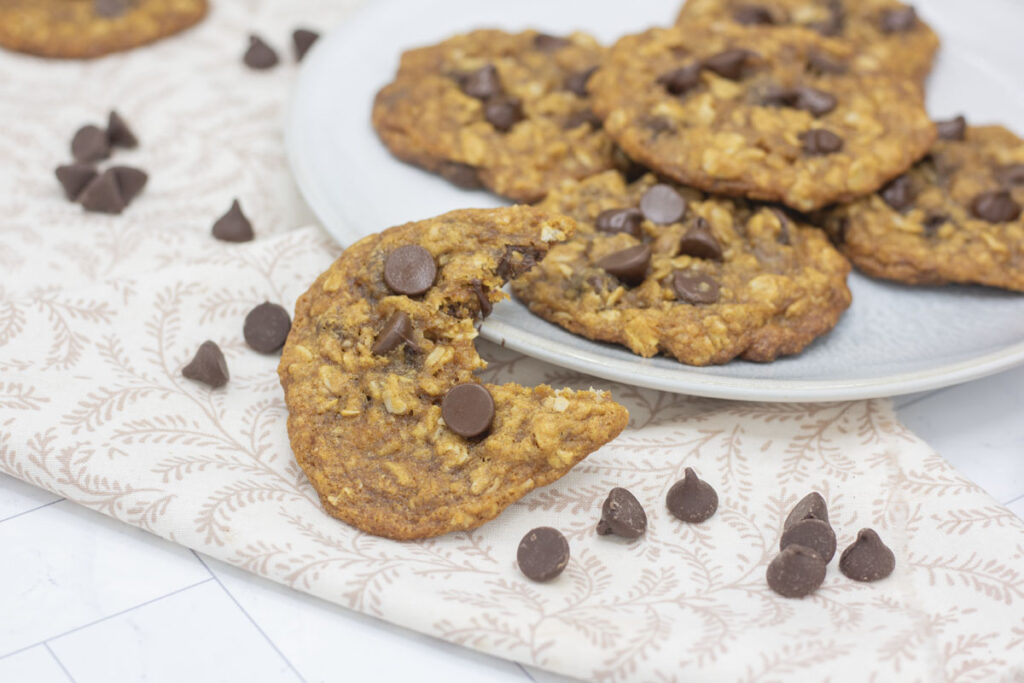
[{"x1": 286, "y1": 0, "x2": 1024, "y2": 401}]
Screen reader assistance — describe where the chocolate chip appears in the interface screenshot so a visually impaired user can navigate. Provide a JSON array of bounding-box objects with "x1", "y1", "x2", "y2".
[
  {"x1": 672, "y1": 271, "x2": 720, "y2": 305},
  {"x1": 243, "y1": 302, "x2": 292, "y2": 354},
  {"x1": 182, "y1": 341, "x2": 230, "y2": 388},
  {"x1": 71, "y1": 125, "x2": 111, "y2": 163},
  {"x1": 806, "y1": 50, "x2": 847, "y2": 75},
  {"x1": 678, "y1": 217, "x2": 723, "y2": 260},
  {"x1": 666, "y1": 467, "x2": 718, "y2": 523},
  {"x1": 880, "y1": 6, "x2": 917, "y2": 33},
  {"x1": 565, "y1": 66, "x2": 598, "y2": 97},
  {"x1": 640, "y1": 184, "x2": 686, "y2": 224},
  {"x1": 766, "y1": 544, "x2": 826, "y2": 598},
  {"x1": 997, "y1": 164, "x2": 1024, "y2": 187},
  {"x1": 484, "y1": 96, "x2": 524, "y2": 132},
  {"x1": 801, "y1": 129, "x2": 843, "y2": 155},
  {"x1": 780, "y1": 517, "x2": 837, "y2": 563},
  {"x1": 383, "y1": 245, "x2": 436, "y2": 296},
  {"x1": 442, "y1": 383, "x2": 494, "y2": 438},
  {"x1": 438, "y1": 161, "x2": 483, "y2": 189},
  {"x1": 470, "y1": 279, "x2": 493, "y2": 318},
  {"x1": 733, "y1": 5, "x2": 774, "y2": 24},
  {"x1": 595, "y1": 208, "x2": 643, "y2": 237},
  {"x1": 110, "y1": 166, "x2": 148, "y2": 204},
  {"x1": 106, "y1": 110, "x2": 138, "y2": 148},
  {"x1": 839, "y1": 528, "x2": 896, "y2": 582},
  {"x1": 597, "y1": 244, "x2": 651, "y2": 286},
  {"x1": 292, "y1": 28, "x2": 319, "y2": 61},
  {"x1": 371, "y1": 311, "x2": 414, "y2": 355},
  {"x1": 244, "y1": 35, "x2": 279, "y2": 70},
  {"x1": 212, "y1": 199, "x2": 255, "y2": 242},
  {"x1": 517, "y1": 527, "x2": 569, "y2": 582},
  {"x1": 971, "y1": 190, "x2": 1021, "y2": 223},
  {"x1": 761, "y1": 86, "x2": 836, "y2": 116},
  {"x1": 78, "y1": 170, "x2": 125, "y2": 214},
  {"x1": 94, "y1": 0, "x2": 132, "y2": 18},
  {"x1": 880, "y1": 174, "x2": 913, "y2": 210},
  {"x1": 923, "y1": 213, "x2": 948, "y2": 236},
  {"x1": 496, "y1": 245, "x2": 541, "y2": 280},
  {"x1": 596, "y1": 487, "x2": 647, "y2": 539},
  {"x1": 460, "y1": 64, "x2": 501, "y2": 100},
  {"x1": 533, "y1": 33, "x2": 570, "y2": 52},
  {"x1": 702, "y1": 49, "x2": 757, "y2": 80},
  {"x1": 657, "y1": 64, "x2": 702, "y2": 96},
  {"x1": 563, "y1": 109, "x2": 602, "y2": 130},
  {"x1": 935, "y1": 115, "x2": 966, "y2": 141},
  {"x1": 809, "y1": 1, "x2": 845, "y2": 35},
  {"x1": 55, "y1": 163, "x2": 98, "y2": 200},
  {"x1": 783, "y1": 492, "x2": 829, "y2": 530},
  {"x1": 613, "y1": 146, "x2": 647, "y2": 182}
]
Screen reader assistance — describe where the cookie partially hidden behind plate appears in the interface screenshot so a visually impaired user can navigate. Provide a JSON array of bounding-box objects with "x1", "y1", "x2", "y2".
[{"x1": 278, "y1": 207, "x2": 629, "y2": 540}]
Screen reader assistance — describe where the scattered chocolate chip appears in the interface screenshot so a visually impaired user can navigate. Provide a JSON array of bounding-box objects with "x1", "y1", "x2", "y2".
[
  {"x1": 71, "y1": 125, "x2": 111, "y2": 163},
  {"x1": 243, "y1": 302, "x2": 292, "y2": 354},
  {"x1": 517, "y1": 527, "x2": 569, "y2": 582},
  {"x1": 997, "y1": 164, "x2": 1024, "y2": 187},
  {"x1": 678, "y1": 217, "x2": 723, "y2": 261},
  {"x1": 766, "y1": 544, "x2": 826, "y2": 598},
  {"x1": 733, "y1": 5, "x2": 774, "y2": 24},
  {"x1": 110, "y1": 166, "x2": 148, "y2": 204},
  {"x1": 533, "y1": 33, "x2": 570, "y2": 52},
  {"x1": 78, "y1": 169, "x2": 125, "y2": 214},
  {"x1": 935, "y1": 115, "x2": 966, "y2": 141},
  {"x1": 484, "y1": 96, "x2": 524, "y2": 132},
  {"x1": 383, "y1": 245, "x2": 437, "y2": 296},
  {"x1": 702, "y1": 49, "x2": 757, "y2": 80},
  {"x1": 597, "y1": 487, "x2": 647, "y2": 539},
  {"x1": 771, "y1": 208, "x2": 792, "y2": 245},
  {"x1": 106, "y1": 110, "x2": 138, "y2": 149},
  {"x1": 839, "y1": 528, "x2": 896, "y2": 582},
  {"x1": 800, "y1": 129, "x2": 843, "y2": 155},
  {"x1": 182, "y1": 340, "x2": 230, "y2": 388},
  {"x1": 971, "y1": 190, "x2": 1021, "y2": 223},
  {"x1": 55, "y1": 163, "x2": 97, "y2": 200},
  {"x1": 784, "y1": 492, "x2": 829, "y2": 530},
  {"x1": 666, "y1": 467, "x2": 718, "y2": 523},
  {"x1": 923, "y1": 213, "x2": 948, "y2": 236},
  {"x1": 371, "y1": 311, "x2": 414, "y2": 355},
  {"x1": 470, "y1": 279, "x2": 493, "y2": 318},
  {"x1": 880, "y1": 174, "x2": 913, "y2": 210},
  {"x1": 657, "y1": 64, "x2": 702, "y2": 96},
  {"x1": 672, "y1": 271, "x2": 720, "y2": 305},
  {"x1": 244, "y1": 35, "x2": 279, "y2": 70},
  {"x1": 438, "y1": 161, "x2": 484, "y2": 189},
  {"x1": 496, "y1": 245, "x2": 541, "y2": 280},
  {"x1": 880, "y1": 6, "x2": 917, "y2": 33},
  {"x1": 794, "y1": 86, "x2": 837, "y2": 116},
  {"x1": 563, "y1": 109, "x2": 602, "y2": 130},
  {"x1": 212, "y1": 199, "x2": 255, "y2": 242},
  {"x1": 292, "y1": 28, "x2": 319, "y2": 61},
  {"x1": 565, "y1": 66, "x2": 598, "y2": 97},
  {"x1": 806, "y1": 50, "x2": 847, "y2": 75},
  {"x1": 640, "y1": 184, "x2": 687, "y2": 224},
  {"x1": 780, "y1": 517, "x2": 837, "y2": 563},
  {"x1": 460, "y1": 64, "x2": 501, "y2": 100},
  {"x1": 442, "y1": 383, "x2": 494, "y2": 438},
  {"x1": 595, "y1": 208, "x2": 643, "y2": 237},
  {"x1": 597, "y1": 244, "x2": 651, "y2": 286}
]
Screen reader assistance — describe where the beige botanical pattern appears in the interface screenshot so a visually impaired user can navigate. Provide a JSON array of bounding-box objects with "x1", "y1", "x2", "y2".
[{"x1": 1, "y1": 2, "x2": 1023, "y2": 681}]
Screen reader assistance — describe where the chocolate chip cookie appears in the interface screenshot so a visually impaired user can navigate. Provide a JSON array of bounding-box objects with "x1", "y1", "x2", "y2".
[
  {"x1": 278, "y1": 207, "x2": 629, "y2": 540},
  {"x1": 372, "y1": 29, "x2": 620, "y2": 202},
  {"x1": 0, "y1": 0, "x2": 208, "y2": 59},
  {"x1": 676, "y1": 0, "x2": 938, "y2": 83},
  {"x1": 820, "y1": 121, "x2": 1024, "y2": 291},
  {"x1": 510, "y1": 172, "x2": 852, "y2": 366},
  {"x1": 589, "y1": 22, "x2": 936, "y2": 212}
]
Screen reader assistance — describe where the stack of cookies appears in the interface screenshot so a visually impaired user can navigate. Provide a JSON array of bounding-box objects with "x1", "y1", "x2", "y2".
[{"x1": 372, "y1": 0, "x2": 1024, "y2": 366}]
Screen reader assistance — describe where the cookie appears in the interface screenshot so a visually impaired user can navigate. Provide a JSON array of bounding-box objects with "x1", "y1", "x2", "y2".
[
  {"x1": 0, "y1": 0, "x2": 208, "y2": 59},
  {"x1": 820, "y1": 123, "x2": 1024, "y2": 291},
  {"x1": 511, "y1": 172, "x2": 851, "y2": 365},
  {"x1": 588, "y1": 22, "x2": 936, "y2": 211},
  {"x1": 278, "y1": 207, "x2": 630, "y2": 540},
  {"x1": 372, "y1": 29, "x2": 622, "y2": 202},
  {"x1": 676, "y1": 0, "x2": 939, "y2": 83}
]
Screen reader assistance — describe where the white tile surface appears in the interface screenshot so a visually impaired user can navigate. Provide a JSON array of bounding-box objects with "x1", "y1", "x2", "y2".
[
  {"x1": 49, "y1": 581, "x2": 298, "y2": 683},
  {"x1": 0, "y1": 472, "x2": 61, "y2": 521},
  {"x1": 0, "y1": 646, "x2": 71, "y2": 683}
]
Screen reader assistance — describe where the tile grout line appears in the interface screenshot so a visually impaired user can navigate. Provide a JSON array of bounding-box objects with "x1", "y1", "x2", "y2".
[
  {"x1": 0, "y1": 497, "x2": 65, "y2": 524},
  {"x1": 516, "y1": 662, "x2": 537, "y2": 682},
  {"x1": 43, "y1": 642, "x2": 77, "y2": 683},
  {"x1": 0, "y1": 577, "x2": 215, "y2": 661},
  {"x1": 190, "y1": 550, "x2": 308, "y2": 683}
]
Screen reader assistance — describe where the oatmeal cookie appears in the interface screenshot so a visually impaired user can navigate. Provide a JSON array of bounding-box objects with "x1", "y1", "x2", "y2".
[
  {"x1": 511, "y1": 171, "x2": 852, "y2": 366},
  {"x1": 676, "y1": 0, "x2": 938, "y2": 83},
  {"x1": 589, "y1": 22, "x2": 936, "y2": 212},
  {"x1": 0, "y1": 0, "x2": 208, "y2": 59},
  {"x1": 820, "y1": 121, "x2": 1024, "y2": 291},
  {"x1": 278, "y1": 207, "x2": 629, "y2": 540},
  {"x1": 372, "y1": 29, "x2": 621, "y2": 202}
]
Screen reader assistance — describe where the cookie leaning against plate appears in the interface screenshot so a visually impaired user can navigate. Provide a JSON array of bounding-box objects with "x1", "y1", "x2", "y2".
[
  {"x1": 589, "y1": 22, "x2": 936, "y2": 212},
  {"x1": 819, "y1": 120, "x2": 1024, "y2": 291},
  {"x1": 0, "y1": 0, "x2": 208, "y2": 59},
  {"x1": 278, "y1": 206, "x2": 629, "y2": 540},
  {"x1": 510, "y1": 171, "x2": 852, "y2": 366},
  {"x1": 675, "y1": 0, "x2": 939, "y2": 83},
  {"x1": 372, "y1": 29, "x2": 620, "y2": 202}
]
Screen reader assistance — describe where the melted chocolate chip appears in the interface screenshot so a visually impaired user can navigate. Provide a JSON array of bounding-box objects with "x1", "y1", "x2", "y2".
[
  {"x1": 672, "y1": 271, "x2": 720, "y2": 305},
  {"x1": 971, "y1": 190, "x2": 1021, "y2": 223},
  {"x1": 383, "y1": 245, "x2": 437, "y2": 296},
  {"x1": 71, "y1": 125, "x2": 111, "y2": 163},
  {"x1": 460, "y1": 64, "x2": 501, "y2": 100},
  {"x1": 107, "y1": 110, "x2": 138, "y2": 148},
  {"x1": 666, "y1": 467, "x2": 718, "y2": 523},
  {"x1": 211, "y1": 199, "x2": 254, "y2": 242},
  {"x1": 78, "y1": 170, "x2": 125, "y2": 214},
  {"x1": 596, "y1": 487, "x2": 647, "y2": 539},
  {"x1": 292, "y1": 28, "x2": 320, "y2": 61},
  {"x1": 806, "y1": 50, "x2": 847, "y2": 75},
  {"x1": 517, "y1": 527, "x2": 570, "y2": 582},
  {"x1": 182, "y1": 341, "x2": 230, "y2": 388},
  {"x1": 563, "y1": 109, "x2": 602, "y2": 130},
  {"x1": 640, "y1": 184, "x2": 687, "y2": 224},
  {"x1": 438, "y1": 161, "x2": 484, "y2": 189},
  {"x1": 935, "y1": 115, "x2": 966, "y2": 141},
  {"x1": 678, "y1": 217, "x2": 723, "y2": 260},
  {"x1": 997, "y1": 164, "x2": 1024, "y2": 187},
  {"x1": 880, "y1": 174, "x2": 914, "y2": 210},
  {"x1": 442, "y1": 383, "x2": 494, "y2": 438},
  {"x1": 766, "y1": 545, "x2": 826, "y2": 598},
  {"x1": 839, "y1": 528, "x2": 896, "y2": 582},
  {"x1": 496, "y1": 245, "x2": 540, "y2": 280},
  {"x1": 470, "y1": 279, "x2": 493, "y2": 318},
  {"x1": 484, "y1": 96, "x2": 524, "y2": 132},
  {"x1": 762, "y1": 86, "x2": 837, "y2": 116},
  {"x1": 597, "y1": 244, "x2": 651, "y2": 286},
  {"x1": 371, "y1": 311, "x2": 414, "y2": 355},
  {"x1": 780, "y1": 517, "x2": 837, "y2": 563},
  {"x1": 923, "y1": 213, "x2": 948, "y2": 237},
  {"x1": 657, "y1": 64, "x2": 702, "y2": 96},
  {"x1": 880, "y1": 6, "x2": 917, "y2": 33},
  {"x1": 702, "y1": 49, "x2": 758, "y2": 80},
  {"x1": 800, "y1": 129, "x2": 843, "y2": 155},
  {"x1": 55, "y1": 163, "x2": 98, "y2": 200},
  {"x1": 243, "y1": 302, "x2": 292, "y2": 354},
  {"x1": 595, "y1": 208, "x2": 644, "y2": 237},
  {"x1": 784, "y1": 492, "x2": 829, "y2": 530},
  {"x1": 565, "y1": 66, "x2": 598, "y2": 97},
  {"x1": 533, "y1": 33, "x2": 570, "y2": 52},
  {"x1": 243, "y1": 35, "x2": 279, "y2": 70},
  {"x1": 733, "y1": 5, "x2": 774, "y2": 25}
]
